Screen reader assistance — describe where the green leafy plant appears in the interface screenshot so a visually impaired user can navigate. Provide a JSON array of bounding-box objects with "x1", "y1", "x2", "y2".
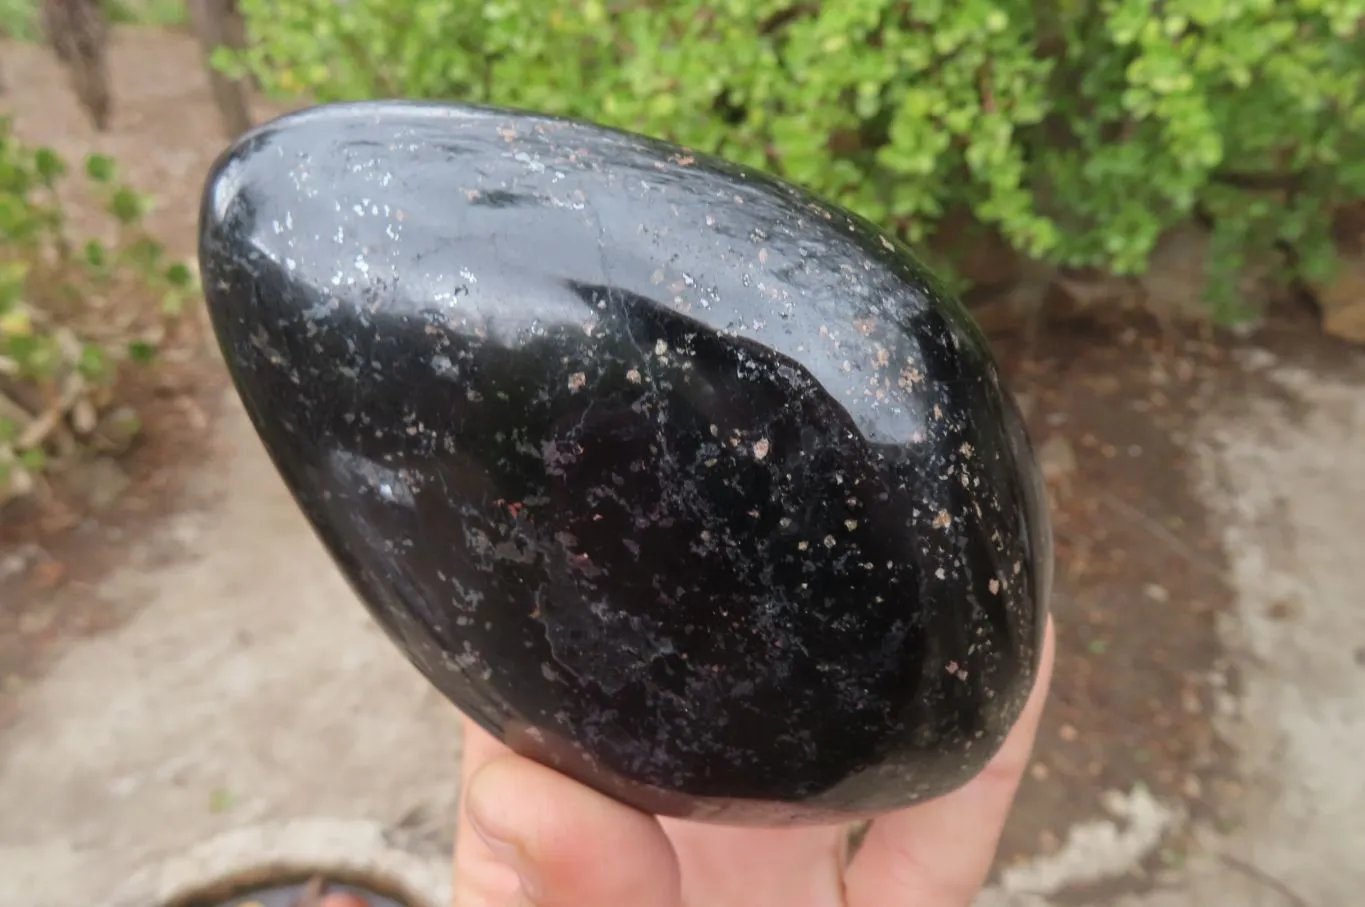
[
  {"x1": 0, "y1": 116, "x2": 195, "y2": 501},
  {"x1": 104, "y1": 0, "x2": 189, "y2": 29},
  {"x1": 0, "y1": 0, "x2": 40, "y2": 40},
  {"x1": 0, "y1": 0, "x2": 186, "y2": 39},
  {"x1": 226, "y1": 0, "x2": 1365, "y2": 322}
]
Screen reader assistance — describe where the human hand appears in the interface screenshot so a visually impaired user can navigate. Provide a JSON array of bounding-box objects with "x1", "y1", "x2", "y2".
[{"x1": 451, "y1": 618, "x2": 1054, "y2": 907}]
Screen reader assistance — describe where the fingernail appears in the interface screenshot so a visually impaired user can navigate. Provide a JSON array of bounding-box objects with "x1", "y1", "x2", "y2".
[{"x1": 467, "y1": 805, "x2": 543, "y2": 902}]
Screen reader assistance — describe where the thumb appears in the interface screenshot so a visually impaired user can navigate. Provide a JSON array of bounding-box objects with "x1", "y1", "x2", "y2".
[{"x1": 462, "y1": 752, "x2": 683, "y2": 907}]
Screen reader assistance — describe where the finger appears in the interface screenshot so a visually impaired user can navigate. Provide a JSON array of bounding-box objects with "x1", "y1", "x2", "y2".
[
  {"x1": 452, "y1": 719, "x2": 523, "y2": 907},
  {"x1": 462, "y1": 750, "x2": 683, "y2": 907},
  {"x1": 318, "y1": 894, "x2": 371, "y2": 907},
  {"x1": 843, "y1": 617, "x2": 1056, "y2": 907},
  {"x1": 660, "y1": 820, "x2": 847, "y2": 907}
]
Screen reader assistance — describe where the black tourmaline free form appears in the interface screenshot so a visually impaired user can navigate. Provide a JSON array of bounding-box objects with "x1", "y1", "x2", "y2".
[{"x1": 198, "y1": 101, "x2": 1052, "y2": 827}]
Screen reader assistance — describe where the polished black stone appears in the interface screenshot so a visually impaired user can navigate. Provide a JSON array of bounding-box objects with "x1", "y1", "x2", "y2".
[{"x1": 198, "y1": 100, "x2": 1052, "y2": 826}]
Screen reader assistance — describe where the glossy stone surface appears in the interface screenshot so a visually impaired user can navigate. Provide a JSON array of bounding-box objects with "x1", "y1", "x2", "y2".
[{"x1": 198, "y1": 101, "x2": 1052, "y2": 826}]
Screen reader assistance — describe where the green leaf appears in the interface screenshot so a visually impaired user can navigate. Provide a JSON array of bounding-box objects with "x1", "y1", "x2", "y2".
[
  {"x1": 124, "y1": 237, "x2": 164, "y2": 271},
  {"x1": 165, "y1": 261, "x2": 194, "y2": 287},
  {"x1": 109, "y1": 187, "x2": 147, "y2": 225},
  {"x1": 34, "y1": 148, "x2": 66, "y2": 186},
  {"x1": 84, "y1": 240, "x2": 107, "y2": 268},
  {"x1": 85, "y1": 153, "x2": 116, "y2": 183},
  {"x1": 210, "y1": 45, "x2": 248, "y2": 79},
  {"x1": 78, "y1": 344, "x2": 110, "y2": 381},
  {"x1": 127, "y1": 340, "x2": 158, "y2": 363}
]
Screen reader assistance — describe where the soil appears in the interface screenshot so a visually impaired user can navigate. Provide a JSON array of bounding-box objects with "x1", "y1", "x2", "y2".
[
  {"x1": 989, "y1": 302, "x2": 1365, "y2": 897},
  {"x1": 988, "y1": 312, "x2": 1237, "y2": 882},
  {"x1": 0, "y1": 27, "x2": 256, "y2": 698},
  {"x1": 0, "y1": 23, "x2": 1354, "y2": 890}
]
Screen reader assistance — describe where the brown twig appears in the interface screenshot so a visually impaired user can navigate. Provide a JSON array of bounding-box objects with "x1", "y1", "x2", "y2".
[
  {"x1": 16, "y1": 378, "x2": 83, "y2": 450},
  {"x1": 1217, "y1": 854, "x2": 1312, "y2": 907},
  {"x1": 0, "y1": 388, "x2": 36, "y2": 426}
]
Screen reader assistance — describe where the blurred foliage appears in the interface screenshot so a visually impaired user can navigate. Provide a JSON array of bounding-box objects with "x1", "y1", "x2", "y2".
[
  {"x1": 0, "y1": 116, "x2": 194, "y2": 501},
  {"x1": 107, "y1": 0, "x2": 188, "y2": 28},
  {"x1": 0, "y1": 0, "x2": 41, "y2": 39},
  {"x1": 223, "y1": 0, "x2": 1365, "y2": 322},
  {"x1": 0, "y1": 0, "x2": 185, "y2": 40}
]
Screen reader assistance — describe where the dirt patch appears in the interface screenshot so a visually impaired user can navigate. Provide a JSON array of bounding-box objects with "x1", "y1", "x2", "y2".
[
  {"x1": 983, "y1": 311, "x2": 1237, "y2": 886},
  {"x1": 987, "y1": 301, "x2": 1365, "y2": 898},
  {"x1": 0, "y1": 355, "x2": 226, "y2": 714},
  {"x1": 0, "y1": 28, "x2": 266, "y2": 693}
]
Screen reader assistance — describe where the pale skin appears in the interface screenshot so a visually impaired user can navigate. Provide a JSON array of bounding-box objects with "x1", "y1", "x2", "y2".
[{"x1": 450, "y1": 618, "x2": 1054, "y2": 907}]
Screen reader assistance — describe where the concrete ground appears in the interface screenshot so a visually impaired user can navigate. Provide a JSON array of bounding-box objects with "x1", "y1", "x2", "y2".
[
  {"x1": 0, "y1": 391, "x2": 463, "y2": 906},
  {"x1": 987, "y1": 350, "x2": 1365, "y2": 907},
  {"x1": 0, "y1": 343, "x2": 1359, "y2": 907}
]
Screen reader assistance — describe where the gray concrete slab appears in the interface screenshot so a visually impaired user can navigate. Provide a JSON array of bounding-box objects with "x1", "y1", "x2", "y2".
[{"x1": 0, "y1": 394, "x2": 461, "y2": 907}]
